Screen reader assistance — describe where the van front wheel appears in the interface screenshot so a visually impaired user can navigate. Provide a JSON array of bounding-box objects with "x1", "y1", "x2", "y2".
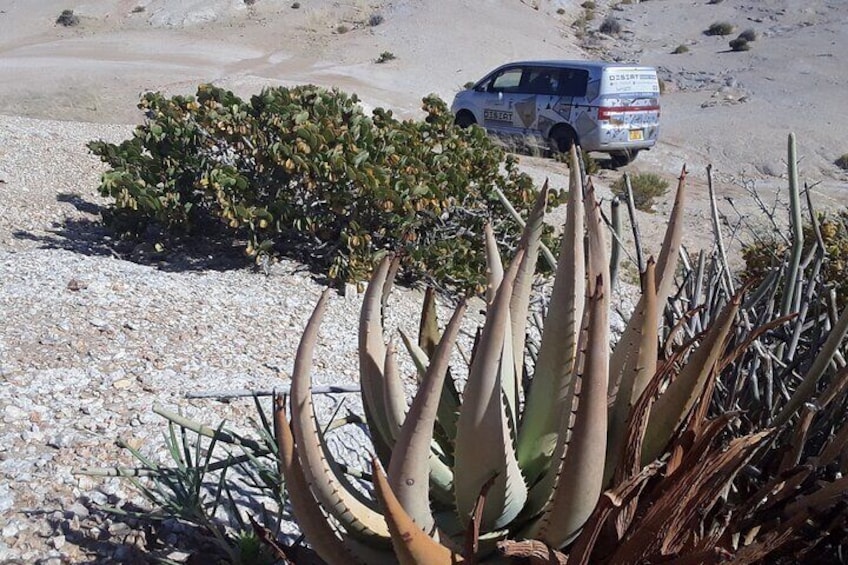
[
  {"x1": 455, "y1": 111, "x2": 476, "y2": 129},
  {"x1": 549, "y1": 126, "x2": 577, "y2": 155}
]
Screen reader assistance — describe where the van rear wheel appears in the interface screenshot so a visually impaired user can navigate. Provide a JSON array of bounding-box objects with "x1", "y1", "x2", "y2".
[
  {"x1": 610, "y1": 149, "x2": 640, "y2": 168},
  {"x1": 549, "y1": 126, "x2": 577, "y2": 155}
]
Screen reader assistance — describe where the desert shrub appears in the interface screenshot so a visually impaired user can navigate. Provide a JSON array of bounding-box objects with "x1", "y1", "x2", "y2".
[
  {"x1": 729, "y1": 37, "x2": 750, "y2": 51},
  {"x1": 705, "y1": 21, "x2": 734, "y2": 36},
  {"x1": 291, "y1": 2, "x2": 300, "y2": 8},
  {"x1": 556, "y1": 7, "x2": 566, "y2": 15},
  {"x1": 741, "y1": 209, "x2": 848, "y2": 310},
  {"x1": 89, "y1": 85, "x2": 557, "y2": 290},
  {"x1": 375, "y1": 51, "x2": 396, "y2": 63},
  {"x1": 672, "y1": 44, "x2": 689, "y2": 54},
  {"x1": 335, "y1": 24, "x2": 349, "y2": 34},
  {"x1": 131, "y1": 5, "x2": 146, "y2": 13},
  {"x1": 599, "y1": 15, "x2": 622, "y2": 35},
  {"x1": 707, "y1": 0, "x2": 724, "y2": 3},
  {"x1": 581, "y1": 0, "x2": 596, "y2": 8},
  {"x1": 836, "y1": 154, "x2": 848, "y2": 170},
  {"x1": 368, "y1": 13, "x2": 384, "y2": 26},
  {"x1": 611, "y1": 172, "x2": 669, "y2": 212},
  {"x1": 737, "y1": 28, "x2": 758, "y2": 41},
  {"x1": 56, "y1": 9, "x2": 80, "y2": 26}
]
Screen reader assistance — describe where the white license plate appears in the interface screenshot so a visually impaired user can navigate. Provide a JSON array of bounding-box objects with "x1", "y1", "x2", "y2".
[{"x1": 629, "y1": 129, "x2": 644, "y2": 141}]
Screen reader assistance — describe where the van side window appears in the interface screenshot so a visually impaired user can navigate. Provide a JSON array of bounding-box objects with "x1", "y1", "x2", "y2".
[
  {"x1": 557, "y1": 68, "x2": 589, "y2": 97},
  {"x1": 526, "y1": 67, "x2": 558, "y2": 95},
  {"x1": 488, "y1": 68, "x2": 523, "y2": 93}
]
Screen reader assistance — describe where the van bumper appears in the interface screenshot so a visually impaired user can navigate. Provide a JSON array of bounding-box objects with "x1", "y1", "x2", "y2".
[{"x1": 582, "y1": 125, "x2": 659, "y2": 152}]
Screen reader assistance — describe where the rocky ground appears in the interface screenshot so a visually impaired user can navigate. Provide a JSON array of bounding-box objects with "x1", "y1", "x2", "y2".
[{"x1": 1, "y1": 0, "x2": 846, "y2": 562}]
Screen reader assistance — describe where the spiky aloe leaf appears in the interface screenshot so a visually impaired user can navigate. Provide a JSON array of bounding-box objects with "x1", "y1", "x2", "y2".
[
  {"x1": 399, "y1": 328, "x2": 461, "y2": 446},
  {"x1": 274, "y1": 397, "x2": 393, "y2": 565},
  {"x1": 608, "y1": 166, "x2": 686, "y2": 405},
  {"x1": 484, "y1": 223, "x2": 504, "y2": 306},
  {"x1": 359, "y1": 256, "x2": 398, "y2": 462},
  {"x1": 517, "y1": 146, "x2": 585, "y2": 485},
  {"x1": 641, "y1": 292, "x2": 741, "y2": 465},
  {"x1": 527, "y1": 270, "x2": 610, "y2": 548},
  {"x1": 388, "y1": 300, "x2": 467, "y2": 534},
  {"x1": 510, "y1": 180, "x2": 550, "y2": 380},
  {"x1": 373, "y1": 458, "x2": 465, "y2": 565},
  {"x1": 290, "y1": 289, "x2": 390, "y2": 540},
  {"x1": 774, "y1": 304, "x2": 848, "y2": 426},
  {"x1": 382, "y1": 340, "x2": 408, "y2": 438},
  {"x1": 419, "y1": 287, "x2": 441, "y2": 359},
  {"x1": 604, "y1": 259, "x2": 658, "y2": 484},
  {"x1": 454, "y1": 250, "x2": 528, "y2": 531}
]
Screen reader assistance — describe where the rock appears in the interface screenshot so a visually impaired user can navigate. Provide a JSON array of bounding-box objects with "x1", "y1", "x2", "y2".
[{"x1": 50, "y1": 534, "x2": 66, "y2": 550}]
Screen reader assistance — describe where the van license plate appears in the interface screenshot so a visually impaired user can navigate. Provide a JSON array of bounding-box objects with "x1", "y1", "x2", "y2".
[{"x1": 629, "y1": 129, "x2": 644, "y2": 141}]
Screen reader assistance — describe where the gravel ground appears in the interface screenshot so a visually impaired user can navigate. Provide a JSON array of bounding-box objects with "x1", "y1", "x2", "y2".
[{"x1": 0, "y1": 114, "x2": 635, "y2": 563}]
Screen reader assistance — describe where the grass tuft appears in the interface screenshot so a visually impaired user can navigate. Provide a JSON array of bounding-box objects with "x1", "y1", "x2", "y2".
[
  {"x1": 612, "y1": 173, "x2": 669, "y2": 212},
  {"x1": 706, "y1": 21, "x2": 735, "y2": 36}
]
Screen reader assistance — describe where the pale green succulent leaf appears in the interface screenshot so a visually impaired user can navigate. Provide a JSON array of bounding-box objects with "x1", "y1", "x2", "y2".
[
  {"x1": 388, "y1": 300, "x2": 467, "y2": 534},
  {"x1": 290, "y1": 289, "x2": 391, "y2": 540},
  {"x1": 517, "y1": 146, "x2": 585, "y2": 485},
  {"x1": 382, "y1": 339, "x2": 408, "y2": 441},
  {"x1": 455, "y1": 250, "x2": 528, "y2": 531}
]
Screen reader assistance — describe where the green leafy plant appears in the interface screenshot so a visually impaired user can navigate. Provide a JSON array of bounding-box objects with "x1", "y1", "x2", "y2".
[
  {"x1": 335, "y1": 24, "x2": 350, "y2": 34},
  {"x1": 599, "y1": 16, "x2": 622, "y2": 35},
  {"x1": 612, "y1": 172, "x2": 669, "y2": 212},
  {"x1": 56, "y1": 9, "x2": 80, "y2": 26},
  {"x1": 834, "y1": 153, "x2": 848, "y2": 170},
  {"x1": 672, "y1": 44, "x2": 689, "y2": 54},
  {"x1": 729, "y1": 37, "x2": 751, "y2": 51},
  {"x1": 705, "y1": 21, "x2": 735, "y2": 36},
  {"x1": 375, "y1": 51, "x2": 396, "y2": 63},
  {"x1": 89, "y1": 85, "x2": 555, "y2": 290},
  {"x1": 737, "y1": 28, "x2": 758, "y2": 41}
]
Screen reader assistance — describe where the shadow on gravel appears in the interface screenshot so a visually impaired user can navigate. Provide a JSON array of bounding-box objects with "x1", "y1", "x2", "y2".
[
  {"x1": 35, "y1": 497, "x2": 227, "y2": 564},
  {"x1": 13, "y1": 193, "x2": 258, "y2": 274}
]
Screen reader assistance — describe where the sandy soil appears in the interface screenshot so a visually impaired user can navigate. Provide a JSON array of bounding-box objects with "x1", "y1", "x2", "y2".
[{"x1": 1, "y1": 0, "x2": 846, "y2": 256}]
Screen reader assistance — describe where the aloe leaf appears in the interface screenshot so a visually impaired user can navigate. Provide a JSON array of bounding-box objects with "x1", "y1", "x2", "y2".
[
  {"x1": 484, "y1": 222, "x2": 504, "y2": 305},
  {"x1": 388, "y1": 299, "x2": 467, "y2": 533},
  {"x1": 455, "y1": 250, "x2": 528, "y2": 531},
  {"x1": 274, "y1": 396, "x2": 387, "y2": 565},
  {"x1": 373, "y1": 458, "x2": 465, "y2": 564},
  {"x1": 608, "y1": 166, "x2": 686, "y2": 405},
  {"x1": 605, "y1": 259, "x2": 658, "y2": 484},
  {"x1": 419, "y1": 287, "x2": 441, "y2": 359},
  {"x1": 527, "y1": 199, "x2": 610, "y2": 548},
  {"x1": 382, "y1": 339, "x2": 408, "y2": 439},
  {"x1": 509, "y1": 180, "x2": 550, "y2": 383},
  {"x1": 774, "y1": 304, "x2": 848, "y2": 426},
  {"x1": 641, "y1": 292, "x2": 741, "y2": 465},
  {"x1": 517, "y1": 146, "x2": 585, "y2": 485},
  {"x1": 359, "y1": 256, "x2": 397, "y2": 457},
  {"x1": 290, "y1": 289, "x2": 390, "y2": 540},
  {"x1": 400, "y1": 326, "x2": 461, "y2": 445}
]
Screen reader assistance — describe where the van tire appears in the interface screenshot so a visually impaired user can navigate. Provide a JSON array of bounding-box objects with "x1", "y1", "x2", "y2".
[
  {"x1": 455, "y1": 111, "x2": 476, "y2": 129},
  {"x1": 610, "y1": 149, "x2": 640, "y2": 168},
  {"x1": 549, "y1": 125, "x2": 578, "y2": 155}
]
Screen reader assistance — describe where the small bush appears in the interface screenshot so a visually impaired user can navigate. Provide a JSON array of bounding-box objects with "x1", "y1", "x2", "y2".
[
  {"x1": 243, "y1": 0, "x2": 257, "y2": 5},
  {"x1": 737, "y1": 28, "x2": 758, "y2": 41},
  {"x1": 581, "y1": 1, "x2": 596, "y2": 8},
  {"x1": 658, "y1": 77, "x2": 667, "y2": 94},
  {"x1": 131, "y1": 5, "x2": 146, "y2": 13},
  {"x1": 375, "y1": 51, "x2": 396, "y2": 64},
  {"x1": 557, "y1": 7, "x2": 566, "y2": 15},
  {"x1": 368, "y1": 13, "x2": 384, "y2": 26},
  {"x1": 835, "y1": 154, "x2": 848, "y2": 170},
  {"x1": 291, "y1": 2, "x2": 300, "y2": 7},
  {"x1": 611, "y1": 173, "x2": 669, "y2": 212},
  {"x1": 707, "y1": 0, "x2": 724, "y2": 3},
  {"x1": 706, "y1": 21, "x2": 735, "y2": 36},
  {"x1": 336, "y1": 24, "x2": 350, "y2": 34},
  {"x1": 56, "y1": 9, "x2": 80, "y2": 26},
  {"x1": 729, "y1": 37, "x2": 750, "y2": 51},
  {"x1": 89, "y1": 85, "x2": 556, "y2": 290},
  {"x1": 672, "y1": 44, "x2": 689, "y2": 54},
  {"x1": 463, "y1": 81, "x2": 476, "y2": 90},
  {"x1": 599, "y1": 16, "x2": 622, "y2": 35},
  {"x1": 742, "y1": 209, "x2": 848, "y2": 310}
]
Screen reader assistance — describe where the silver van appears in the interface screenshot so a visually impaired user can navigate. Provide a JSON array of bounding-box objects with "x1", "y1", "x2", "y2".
[{"x1": 451, "y1": 60, "x2": 660, "y2": 166}]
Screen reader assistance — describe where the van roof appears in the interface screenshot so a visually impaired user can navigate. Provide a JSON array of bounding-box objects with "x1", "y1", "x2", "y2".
[{"x1": 499, "y1": 60, "x2": 655, "y2": 71}]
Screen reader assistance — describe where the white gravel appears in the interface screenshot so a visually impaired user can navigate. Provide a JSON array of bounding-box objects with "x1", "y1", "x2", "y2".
[{"x1": 0, "y1": 114, "x2": 635, "y2": 563}]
